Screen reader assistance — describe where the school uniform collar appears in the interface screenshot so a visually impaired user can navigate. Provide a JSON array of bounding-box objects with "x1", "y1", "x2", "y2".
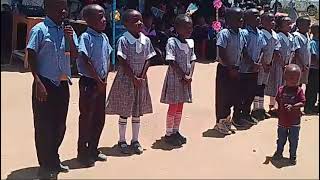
[
  {"x1": 87, "y1": 27, "x2": 103, "y2": 37},
  {"x1": 228, "y1": 28, "x2": 240, "y2": 34},
  {"x1": 246, "y1": 26, "x2": 259, "y2": 34},
  {"x1": 123, "y1": 31, "x2": 148, "y2": 53},
  {"x1": 261, "y1": 29, "x2": 277, "y2": 40},
  {"x1": 278, "y1": 32, "x2": 293, "y2": 46},
  {"x1": 293, "y1": 31, "x2": 309, "y2": 44},
  {"x1": 44, "y1": 16, "x2": 61, "y2": 28},
  {"x1": 171, "y1": 37, "x2": 194, "y2": 54},
  {"x1": 123, "y1": 31, "x2": 147, "y2": 45}
]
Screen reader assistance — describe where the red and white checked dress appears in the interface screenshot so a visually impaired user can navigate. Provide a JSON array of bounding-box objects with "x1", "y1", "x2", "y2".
[{"x1": 160, "y1": 37, "x2": 197, "y2": 104}]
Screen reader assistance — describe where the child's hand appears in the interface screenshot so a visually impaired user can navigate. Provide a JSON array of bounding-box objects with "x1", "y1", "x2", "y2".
[
  {"x1": 274, "y1": 52, "x2": 282, "y2": 63},
  {"x1": 228, "y1": 68, "x2": 239, "y2": 80},
  {"x1": 262, "y1": 63, "x2": 271, "y2": 73},
  {"x1": 64, "y1": 25, "x2": 74, "y2": 41},
  {"x1": 183, "y1": 74, "x2": 192, "y2": 84},
  {"x1": 302, "y1": 65, "x2": 309, "y2": 72},
  {"x1": 252, "y1": 62, "x2": 262, "y2": 72},
  {"x1": 35, "y1": 80, "x2": 48, "y2": 102},
  {"x1": 284, "y1": 104, "x2": 293, "y2": 111},
  {"x1": 133, "y1": 76, "x2": 143, "y2": 88}
]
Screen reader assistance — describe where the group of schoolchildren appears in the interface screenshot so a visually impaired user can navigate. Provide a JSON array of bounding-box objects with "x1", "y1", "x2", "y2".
[
  {"x1": 215, "y1": 7, "x2": 319, "y2": 165},
  {"x1": 26, "y1": 0, "x2": 318, "y2": 177}
]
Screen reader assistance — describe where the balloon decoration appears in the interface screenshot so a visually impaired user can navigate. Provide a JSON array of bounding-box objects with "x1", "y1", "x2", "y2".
[{"x1": 212, "y1": 0, "x2": 222, "y2": 32}]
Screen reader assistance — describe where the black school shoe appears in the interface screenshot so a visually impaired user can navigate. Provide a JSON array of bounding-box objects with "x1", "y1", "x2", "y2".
[
  {"x1": 251, "y1": 109, "x2": 265, "y2": 121},
  {"x1": 264, "y1": 110, "x2": 271, "y2": 119},
  {"x1": 77, "y1": 156, "x2": 95, "y2": 168},
  {"x1": 243, "y1": 115, "x2": 258, "y2": 125},
  {"x1": 232, "y1": 117, "x2": 247, "y2": 127},
  {"x1": 268, "y1": 109, "x2": 278, "y2": 118},
  {"x1": 39, "y1": 163, "x2": 70, "y2": 176},
  {"x1": 118, "y1": 141, "x2": 130, "y2": 154},
  {"x1": 173, "y1": 132, "x2": 187, "y2": 144},
  {"x1": 51, "y1": 163, "x2": 69, "y2": 173},
  {"x1": 290, "y1": 156, "x2": 297, "y2": 165},
  {"x1": 272, "y1": 151, "x2": 283, "y2": 161},
  {"x1": 131, "y1": 141, "x2": 143, "y2": 155},
  {"x1": 93, "y1": 151, "x2": 107, "y2": 161},
  {"x1": 38, "y1": 167, "x2": 59, "y2": 179},
  {"x1": 164, "y1": 134, "x2": 182, "y2": 146}
]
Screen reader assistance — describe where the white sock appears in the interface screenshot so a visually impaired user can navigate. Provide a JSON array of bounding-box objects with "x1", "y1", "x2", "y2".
[
  {"x1": 166, "y1": 114, "x2": 175, "y2": 136},
  {"x1": 166, "y1": 128, "x2": 173, "y2": 136},
  {"x1": 253, "y1": 96, "x2": 260, "y2": 110},
  {"x1": 119, "y1": 117, "x2": 127, "y2": 142},
  {"x1": 132, "y1": 117, "x2": 140, "y2": 142},
  {"x1": 259, "y1": 97, "x2": 264, "y2": 110}
]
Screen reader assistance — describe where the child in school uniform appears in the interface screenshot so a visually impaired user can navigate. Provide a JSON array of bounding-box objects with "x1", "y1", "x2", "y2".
[
  {"x1": 265, "y1": 16, "x2": 295, "y2": 117},
  {"x1": 292, "y1": 16, "x2": 311, "y2": 86},
  {"x1": 214, "y1": 7, "x2": 246, "y2": 134},
  {"x1": 26, "y1": 0, "x2": 78, "y2": 175},
  {"x1": 238, "y1": 8, "x2": 267, "y2": 125},
  {"x1": 76, "y1": 4, "x2": 112, "y2": 167},
  {"x1": 272, "y1": 64, "x2": 305, "y2": 165},
  {"x1": 304, "y1": 23, "x2": 319, "y2": 114},
  {"x1": 252, "y1": 12, "x2": 281, "y2": 121},
  {"x1": 106, "y1": 9, "x2": 156, "y2": 154},
  {"x1": 160, "y1": 14, "x2": 196, "y2": 145}
]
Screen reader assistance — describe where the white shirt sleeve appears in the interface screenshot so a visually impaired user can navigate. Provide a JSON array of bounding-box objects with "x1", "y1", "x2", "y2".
[{"x1": 165, "y1": 39, "x2": 176, "y2": 61}]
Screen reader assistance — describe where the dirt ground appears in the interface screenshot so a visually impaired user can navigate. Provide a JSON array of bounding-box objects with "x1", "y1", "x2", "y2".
[{"x1": 1, "y1": 62, "x2": 319, "y2": 179}]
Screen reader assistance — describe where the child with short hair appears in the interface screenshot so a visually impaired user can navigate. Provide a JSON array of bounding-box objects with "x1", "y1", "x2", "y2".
[
  {"x1": 192, "y1": 16, "x2": 209, "y2": 60},
  {"x1": 238, "y1": 8, "x2": 267, "y2": 125},
  {"x1": 272, "y1": 64, "x2": 305, "y2": 165},
  {"x1": 160, "y1": 14, "x2": 196, "y2": 146},
  {"x1": 292, "y1": 16, "x2": 311, "y2": 85},
  {"x1": 304, "y1": 23, "x2": 319, "y2": 114},
  {"x1": 76, "y1": 4, "x2": 112, "y2": 167},
  {"x1": 26, "y1": 0, "x2": 78, "y2": 175},
  {"x1": 214, "y1": 7, "x2": 245, "y2": 134},
  {"x1": 252, "y1": 12, "x2": 281, "y2": 120},
  {"x1": 106, "y1": 9, "x2": 156, "y2": 154},
  {"x1": 160, "y1": 14, "x2": 196, "y2": 145},
  {"x1": 142, "y1": 12, "x2": 156, "y2": 37},
  {"x1": 265, "y1": 16, "x2": 295, "y2": 117}
]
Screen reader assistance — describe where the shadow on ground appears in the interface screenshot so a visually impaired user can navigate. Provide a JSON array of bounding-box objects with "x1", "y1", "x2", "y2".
[
  {"x1": 202, "y1": 129, "x2": 229, "y2": 138},
  {"x1": 99, "y1": 144, "x2": 139, "y2": 157},
  {"x1": 62, "y1": 158, "x2": 96, "y2": 170},
  {"x1": 6, "y1": 166, "x2": 58, "y2": 180},
  {"x1": 234, "y1": 124, "x2": 254, "y2": 131},
  {"x1": 263, "y1": 156, "x2": 296, "y2": 169},
  {"x1": 151, "y1": 137, "x2": 183, "y2": 151}
]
